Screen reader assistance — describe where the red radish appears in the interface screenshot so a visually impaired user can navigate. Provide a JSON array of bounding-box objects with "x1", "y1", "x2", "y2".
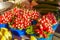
[
  {"x1": 0, "y1": 16, "x2": 3, "y2": 23},
  {"x1": 36, "y1": 23, "x2": 40, "y2": 27},
  {"x1": 35, "y1": 29, "x2": 40, "y2": 34},
  {"x1": 43, "y1": 33, "x2": 47, "y2": 38}
]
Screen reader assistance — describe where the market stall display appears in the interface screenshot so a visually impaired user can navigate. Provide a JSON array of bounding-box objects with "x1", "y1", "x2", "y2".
[
  {"x1": 0, "y1": 0, "x2": 59, "y2": 40},
  {"x1": 0, "y1": 7, "x2": 58, "y2": 40}
]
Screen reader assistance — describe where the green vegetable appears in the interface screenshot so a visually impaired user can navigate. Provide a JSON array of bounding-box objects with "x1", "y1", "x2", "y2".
[
  {"x1": 26, "y1": 26, "x2": 34, "y2": 34},
  {"x1": 33, "y1": 4, "x2": 58, "y2": 9},
  {"x1": 36, "y1": 1, "x2": 58, "y2": 6},
  {"x1": 35, "y1": 9, "x2": 58, "y2": 14}
]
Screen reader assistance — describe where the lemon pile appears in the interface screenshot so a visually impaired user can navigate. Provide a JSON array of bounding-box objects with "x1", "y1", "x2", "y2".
[{"x1": 0, "y1": 28, "x2": 12, "y2": 40}]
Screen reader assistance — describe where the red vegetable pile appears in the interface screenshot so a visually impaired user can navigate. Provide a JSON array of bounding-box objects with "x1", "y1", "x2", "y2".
[
  {"x1": 0, "y1": 11, "x2": 13, "y2": 24},
  {"x1": 0, "y1": 7, "x2": 57, "y2": 38},
  {"x1": 35, "y1": 12, "x2": 57, "y2": 38}
]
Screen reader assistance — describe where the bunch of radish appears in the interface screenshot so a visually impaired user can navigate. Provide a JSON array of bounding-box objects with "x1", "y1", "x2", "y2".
[
  {"x1": 0, "y1": 11, "x2": 13, "y2": 24},
  {"x1": 11, "y1": 8, "x2": 40, "y2": 29},
  {"x1": 35, "y1": 13, "x2": 57, "y2": 38}
]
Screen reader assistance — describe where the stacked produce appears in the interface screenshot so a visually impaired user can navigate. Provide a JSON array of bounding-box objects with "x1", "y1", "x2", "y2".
[
  {"x1": 10, "y1": 7, "x2": 40, "y2": 29},
  {"x1": 0, "y1": 11, "x2": 13, "y2": 24},
  {"x1": 0, "y1": 7, "x2": 57, "y2": 39},
  {"x1": 35, "y1": 12, "x2": 57, "y2": 38}
]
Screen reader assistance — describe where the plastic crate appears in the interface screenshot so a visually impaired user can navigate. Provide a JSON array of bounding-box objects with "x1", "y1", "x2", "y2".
[
  {"x1": 37, "y1": 23, "x2": 58, "y2": 40},
  {"x1": 10, "y1": 23, "x2": 58, "y2": 40},
  {"x1": 37, "y1": 34, "x2": 53, "y2": 40},
  {"x1": 52, "y1": 24, "x2": 58, "y2": 31},
  {"x1": 0, "y1": 24, "x2": 8, "y2": 28},
  {"x1": 10, "y1": 28, "x2": 26, "y2": 37}
]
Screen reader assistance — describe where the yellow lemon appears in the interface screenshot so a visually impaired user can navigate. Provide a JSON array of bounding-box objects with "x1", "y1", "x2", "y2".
[
  {"x1": 1, "y1": 36, "x2": 6, "y2": 40},
  {"x1": 0, "y1": 32, "x2": 3, "y2": 39},
  {"x1": 30, "y1": 36, "x2": 37, "y2": 40},
  {"x1": 0, "y1": 28, "x2": 12, "y2": 40},
  {"x1": 1, "y1": 28, "x2": 8, "y2": 35},
  {"x1": 4, "y1": 30, "x2": 12, "y2": 40}
]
